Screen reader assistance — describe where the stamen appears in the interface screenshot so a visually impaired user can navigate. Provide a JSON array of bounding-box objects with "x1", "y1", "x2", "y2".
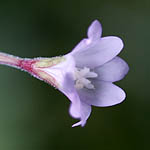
[{"x1": 74, "y1": 67, "x2": 98, "y2": 90}]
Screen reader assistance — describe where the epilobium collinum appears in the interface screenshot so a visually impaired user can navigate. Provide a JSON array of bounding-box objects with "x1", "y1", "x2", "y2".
[{"x1": 0, "y1": 20, "x2": 129, "y2": 127}]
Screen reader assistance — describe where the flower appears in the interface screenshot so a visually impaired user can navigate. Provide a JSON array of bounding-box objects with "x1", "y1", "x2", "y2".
[
  {"x1": 0, "y1": 20, "x2": 129, "y2": 127},
  {"x1": 33, "y1": 20, "x2": 129, "y2": 127}
]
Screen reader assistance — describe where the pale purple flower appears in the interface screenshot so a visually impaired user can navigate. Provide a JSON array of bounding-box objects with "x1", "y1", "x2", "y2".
[
  {"x1": 41, "y1": 20, "x2": 129, "y2": 127},
  {"x1": 0, "y1": 20, "x2": 129, "y2": 127}
]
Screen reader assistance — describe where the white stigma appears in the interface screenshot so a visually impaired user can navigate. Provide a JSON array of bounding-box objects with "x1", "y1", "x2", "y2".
[{"x1": 74, "y1": 67, "x2": 98, "y2": 90}]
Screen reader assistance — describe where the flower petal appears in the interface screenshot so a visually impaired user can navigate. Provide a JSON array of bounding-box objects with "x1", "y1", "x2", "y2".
[
  {"x1": 71, "y1": 36, "x2": 124, "y2": 68},
  {"x1": 59, "y1": 73, "x2": 92, "y2": 127},
  {"x1": 71, "y1": 101, "x2": 91, "y2": 127},
  {"x1": 95, "y1": 56, "x2": 129, "y2": 82},
  {"x1": 87, "y1": 20, "x2": 102, "y2": 40},
  {"x1": 77, "y1": 81, "x2": 126, "y2": 107}
]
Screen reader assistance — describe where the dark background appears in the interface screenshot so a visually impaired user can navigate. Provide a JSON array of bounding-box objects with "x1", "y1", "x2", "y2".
[{"x1": 0, "y1": 0, "x2": 149, "y2": 149}]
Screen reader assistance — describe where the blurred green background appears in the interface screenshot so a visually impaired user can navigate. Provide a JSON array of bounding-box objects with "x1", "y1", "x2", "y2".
[{"x1": 0, "y1": 0, "x2": 149, "y2": 149}]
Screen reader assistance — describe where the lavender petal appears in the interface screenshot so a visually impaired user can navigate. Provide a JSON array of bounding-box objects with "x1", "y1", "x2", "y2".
[
  {"x1": 95, "y1": 56, "x2": 129, "y2": 82},
  {"x1": 72, "y1": 36, "x2": 124, "y2": 68},
  {"x1": 77, "y1": 81, "x2": 126, "y2": 107},
  {"x1": 87, "y1": 20, "x2": 102, "y2": 40}
]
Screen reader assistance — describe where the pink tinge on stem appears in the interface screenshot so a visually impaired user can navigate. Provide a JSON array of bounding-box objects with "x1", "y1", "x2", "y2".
[{"x1": 19, "y1": 59, "x2": 36, "y2": 73}]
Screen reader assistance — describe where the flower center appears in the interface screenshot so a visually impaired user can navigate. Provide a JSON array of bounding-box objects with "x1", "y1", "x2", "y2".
[{"x1": 74, "y1": 67, "x2": 98, "y2": 90}]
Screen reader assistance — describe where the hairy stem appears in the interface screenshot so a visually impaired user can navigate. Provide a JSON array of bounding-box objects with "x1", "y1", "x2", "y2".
[{"x1": 0, "y1": 52, "x2": 60, "y2": 88}]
